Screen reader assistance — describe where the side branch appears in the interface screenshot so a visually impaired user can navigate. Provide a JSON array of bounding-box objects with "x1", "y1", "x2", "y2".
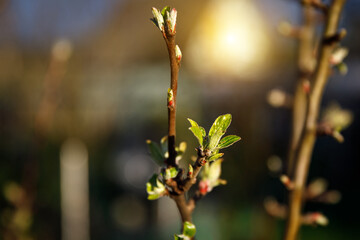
[
  {"x1": 181, "y1": 156, "x2": 206, "y2": 192},
  {"x1": 169, "y1": 156, "x2": 205, "y2": 229}
]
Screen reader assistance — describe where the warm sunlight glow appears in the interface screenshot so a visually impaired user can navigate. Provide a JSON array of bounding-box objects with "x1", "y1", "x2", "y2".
[{"x1": 187, "y1": 0, "x2": 270, "y2": 80}]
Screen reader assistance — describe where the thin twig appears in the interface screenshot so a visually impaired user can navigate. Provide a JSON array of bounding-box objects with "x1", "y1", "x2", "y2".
[
  {"x1": 165, "y1": 34, "x2": 180, "y2": 167},
  {"x1": 181, "y1": 156, "x2": 206, "y2": 192}
]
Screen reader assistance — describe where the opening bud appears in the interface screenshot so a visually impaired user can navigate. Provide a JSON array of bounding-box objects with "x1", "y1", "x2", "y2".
[
  {"x1": 330, "y1": 47, "x2": 348, "y2": 65},
  {"x1": 168, "y1": 88, "x2": 174, "y2": 108},
  {"x1": 175, "y1": 45, "x2": 182, "y2": 62},
  {"x1": 166, "y1": 8, "x2": 177, "y2": 34},
  {"x1": 280, "y1": 174, "x2": 294, "y2": 190},
  {"x1": 151, "y1": 7, "x2": 165, "y2": 32}
]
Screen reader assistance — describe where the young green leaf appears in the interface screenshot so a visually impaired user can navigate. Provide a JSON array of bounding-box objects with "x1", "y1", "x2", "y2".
[
  {"x1": 207, "y1": 114, "x2": 232, "y2": 150},
  {"x1": 146, "y1": 174, "x2": 166, "y2": 200},
  {"x1": 188, "y1": 118, "x2": 206, "y2": 137},
  {"x1": 146, "y1": 140, "x2": 164, "y2": 166},
  {"x1": 161, "y1": 6, "x2": 171, "y2": 17},
  {"x1": 183, "y1": 221, "x2": 196, "y2": 237},
  {"x1": 164, "y1": 167, "x2": 178, "y2": 180},
  {"x1": 189, "y1": 126, "x2": 204, "y2": 146},
  {"x1": 199, "y1": 127, "x2": 206, "y2": 137},
  {"x1": 207, "y1": 131, "x2": 223, "y2": 151},
  {"x1": 188, "y1": 118, "x2": 199, "y2": 127},
  {"x1": 208, "y1": 153, "x2": 224, "y2": 162},
  {"x1": 217, "y1": 135, "x2": 241, "y2": 149},
  {"x1": 208, "y1": 114, "x2": 232, "y2": 137}
]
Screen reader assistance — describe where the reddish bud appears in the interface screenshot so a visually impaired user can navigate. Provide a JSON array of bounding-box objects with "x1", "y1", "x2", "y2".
[
  {"x1": 302, "y1": 80, "x2": 311, "y2": 94},
  {"x1": 188, "y1": 164, "x2": 193, "y2": 177},
  {"x1": 199, "y1": 180, "x2": 209, "y2": 195},
  {"x1": 199, "y1": 158, "x2": 207, "y2": 166},
  {"x1": 167, "y1": 88, "x2": 174, "y2": 109},
  {"x1": 303, "y1": 212, "x2": 329, "y2": 226},
  {"x1": 280, "y1": 174, "x2": 294, "y2": 190},
  {"x1": 175, "y1": 45, "x2": 182, "y2": 63}
]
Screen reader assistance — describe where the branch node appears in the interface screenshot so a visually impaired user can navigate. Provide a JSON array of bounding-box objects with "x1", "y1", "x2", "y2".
[{"x1": 323, "y1": 29, "x2": 347, "y2": 45}]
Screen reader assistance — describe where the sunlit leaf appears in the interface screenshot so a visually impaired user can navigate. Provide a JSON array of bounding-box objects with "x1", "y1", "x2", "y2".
[
  {"x1": 188, "y1": 118, "x2": 206, "y2": 137},
  {"x1": 187, "y1": 118, "x2": 199, "y2": 127},
  {"x1": 208, "y1": 114, "x2": 232, "y2": 137},
  {"x1": 207, "y1": 131, "x2": 223, "y2": 151},
  {"x1": 146, "y1": 140, "x2": 164, "y2": 166},
  {"x1": 208, "y1": 114, "x2": 232, "y2": 150},
  {"x1": 217, "y1": 135, "x2": 241, "y2": 149},
  {"x1": 189, "y1": 126, "x2": 204, "y2": 146},
  {"x1": 207, "y1": 153, "x2": 224, "y2": 162},
  {"x1": 199, "y1": 127, "x2": 206, "y2": 137}
]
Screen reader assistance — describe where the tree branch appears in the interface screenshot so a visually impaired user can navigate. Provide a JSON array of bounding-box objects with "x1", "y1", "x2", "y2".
[{"x1": 284, "y1": 1, "x2": 346, "y2": 240}]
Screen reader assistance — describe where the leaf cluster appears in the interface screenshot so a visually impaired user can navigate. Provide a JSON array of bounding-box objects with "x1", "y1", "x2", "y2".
[{"x1": 188, "y1": 114, "x2": 241, "y2": 162}]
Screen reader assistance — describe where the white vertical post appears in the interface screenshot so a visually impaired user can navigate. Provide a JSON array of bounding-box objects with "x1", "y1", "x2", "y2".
[{"x1": 60, "y1": 139, "x2": 90, "y2": 240}]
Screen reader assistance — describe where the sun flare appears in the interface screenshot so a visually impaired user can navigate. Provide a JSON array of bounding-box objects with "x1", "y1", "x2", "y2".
[{"x1": 187, "y1": 0, "x2": 270, "y2": 80}]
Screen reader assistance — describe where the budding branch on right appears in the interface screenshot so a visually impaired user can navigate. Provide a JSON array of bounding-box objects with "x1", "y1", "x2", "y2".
[{"x1": 267, "y1": 1, "x2": 349, "y2": 240}]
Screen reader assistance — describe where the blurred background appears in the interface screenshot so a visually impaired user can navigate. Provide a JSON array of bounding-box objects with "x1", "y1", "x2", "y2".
[{"x1": 0, "y1": 0, "x2": 360, "y2": 239}]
